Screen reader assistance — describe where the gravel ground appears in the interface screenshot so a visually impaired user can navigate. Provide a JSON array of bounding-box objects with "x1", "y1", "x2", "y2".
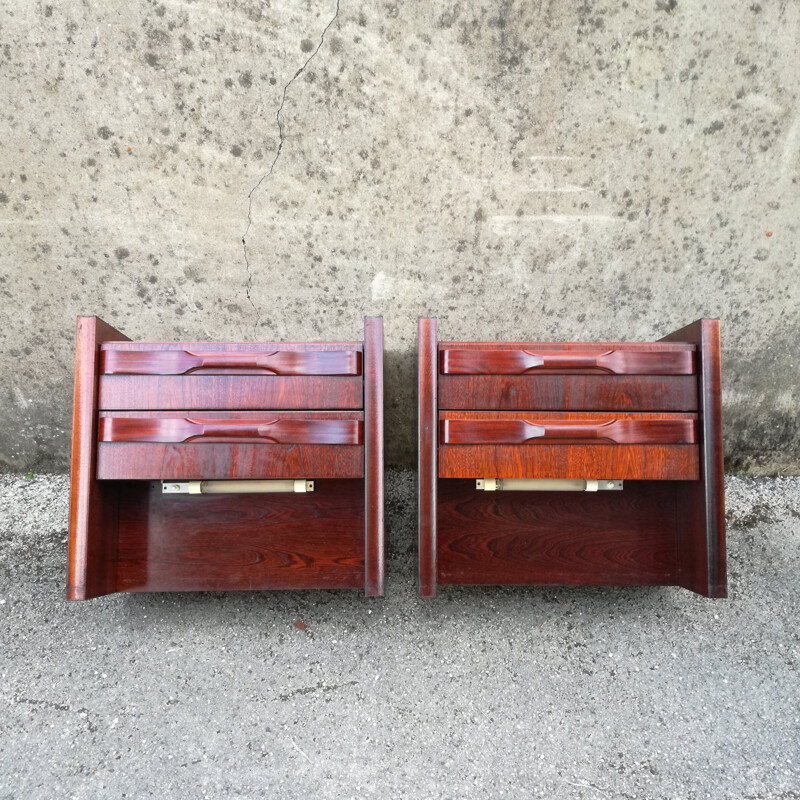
[{"x1": 1, "y1": 472, "x2": 798, "y2": 799}]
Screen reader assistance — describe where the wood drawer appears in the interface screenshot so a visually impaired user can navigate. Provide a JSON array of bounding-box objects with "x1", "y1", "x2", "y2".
[
  {"x1": 438, "y1": 341, "x2": 697, "y2": 411},
  {"x1": 96, "y1": 411, "x2": 364, "y2": 480},
  {"x1": 437, "y1": 411, "x2": 699, "y2": 481},
  {"x1": 98, "y1": 341, "x2": 363, "y2": 410}
]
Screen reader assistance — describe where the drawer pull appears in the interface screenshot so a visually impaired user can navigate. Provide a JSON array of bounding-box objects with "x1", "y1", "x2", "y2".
[
  {"x1": 441, "y1": 418, "x2": 696, "y2": 445},
  {"x1": 440, "y1": 349, "x2": 694, "y2": 375},
  {"x1": 102, "y1": 349, "x2": 362, "y2": 376},
  {"x1": 99, "y1": 417, "x2": 363, "y2": 445}
]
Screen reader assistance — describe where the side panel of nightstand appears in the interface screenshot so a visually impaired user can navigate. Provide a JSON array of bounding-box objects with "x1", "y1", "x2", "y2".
[
  {"x1": 661, "y1": 319, "x2": 726, "y2": 598},
  {"x1": 364, "y1": 316, "x2": 385, "y2": 597},
  {"x1": 418, "y1": 318, "x2": 438, "y2": 597},
  {"x1": 67, "y1": 316, "x2": 129, "y2": 600}
]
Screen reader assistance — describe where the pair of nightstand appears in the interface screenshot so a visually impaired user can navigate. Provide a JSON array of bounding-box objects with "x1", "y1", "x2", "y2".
[{"x1": 68, "y1": 316, "x2": 725, "y2": 600}]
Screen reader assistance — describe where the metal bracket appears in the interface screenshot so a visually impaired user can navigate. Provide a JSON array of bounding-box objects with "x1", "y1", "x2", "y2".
[
  {"x1": 476, "y1": 478, "x2": 623, "y2": 492},
  {"x1": 161, "y1": 479, "x2": 314, "y2": 495}
]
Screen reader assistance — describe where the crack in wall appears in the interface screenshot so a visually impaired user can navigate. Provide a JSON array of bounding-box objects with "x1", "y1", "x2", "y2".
[{"x1": 241, "y1": 0, "x2": 341, "y2": 340}]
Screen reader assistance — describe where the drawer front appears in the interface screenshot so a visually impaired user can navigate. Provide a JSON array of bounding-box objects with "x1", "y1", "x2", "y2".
[
  {"x1": 98, "y1": 376, "x2": 364, "y2": 410},
  {"x1": 96, "y1": 411, "x2": 364, "y2": 480},
  {"x1": 437, "y1": 411, "x2": 699, "y2": 481},
  {"x1": 99, "y1": 415, "x2": 363, "y2": 444},
  {"x1": 438, "y1": 375, "x2": 698, "y2": 412},
  {"x1": 101, "y1": 342, "x2": 362, "y2": 376},
  {"x1": 99, "y1": 342, "x2": 364, "y2": 410},
  {"x1": 438, "y1": 341, "x2": 697, "y2": 412},
  {"x1": 439, "y1": 343, "x2": 695, "y2": 375}
]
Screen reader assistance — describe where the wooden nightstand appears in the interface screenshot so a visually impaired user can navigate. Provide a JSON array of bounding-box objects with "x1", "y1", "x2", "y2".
[
  {"x1": 68, "y1": 316, "x2": 384, "y2": 598},
  {"x1": 418, "y1": 319, "x2": 725, "y2": 598}
]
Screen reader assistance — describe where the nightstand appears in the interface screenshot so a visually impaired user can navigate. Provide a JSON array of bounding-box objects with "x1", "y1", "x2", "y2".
[
  {"x1": 418, "y1": 318, "x2": 725, "y2": 598},
  {"x1": 68, "y1": 316, "x2": 384, "y2": 598}
]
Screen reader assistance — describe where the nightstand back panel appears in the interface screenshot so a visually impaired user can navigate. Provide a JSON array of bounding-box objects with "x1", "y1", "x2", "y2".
[
  {"x1": 437, "y1": 479, "x2": 679, "y2": 586},
  {"x1": 116, "y1": 480, "x2": 365, "y2": 592}
]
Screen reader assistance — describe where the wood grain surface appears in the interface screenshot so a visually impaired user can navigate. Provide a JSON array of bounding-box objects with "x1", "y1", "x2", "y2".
[
  {"x1": 99, "y1": 415, "x2": 363, "y2": 445},
  {"x1": 436, "y1": 479, "x2": 679, "y2": 586},
  {"x1": 115, "y1": 479, "x2": 365, "y2": 592},
  {"x1": 439, "y1": 341, "x2": 696, "y2": 352},
  {"x1": 438, "y1": 375, "x2": 698, "y2": 412},
  {"x1": 98, "y1": 376, "x2": 363, "y2": 410},
  {"x1": 661, "y1": 319, "x2": 727, "y2": 597},
  {"x1": 68, "y1": 316, "x2": 130, "y2": 601},
  {"x1": 418, "y1": 318, "x2": 438, "y2": 597},
  {"x1": 440, "y1": 347, "x2": 694, "y2": 375},
  {"x1": 364, "y1": 316, "x2": 385, "y2": 597},
  {"x1": 102, "y1": 348, "x2": 361, "y2": 376},
  {"x1": 96, "y1": 412, "x2": 365, "y2": 480},
  {"x1": 437, "y1": 411, "x2": 699, "y2": 481},
  {"x1": 441, "y1": 416, "x2": 697, "y2": 445}
]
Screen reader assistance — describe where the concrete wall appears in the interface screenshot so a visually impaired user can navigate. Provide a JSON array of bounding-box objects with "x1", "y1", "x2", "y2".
[{"x1": 1, "y1": 1, "x2": 798, "y2": 474}]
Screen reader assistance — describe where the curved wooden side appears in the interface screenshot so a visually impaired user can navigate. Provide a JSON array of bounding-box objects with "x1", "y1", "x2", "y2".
[
  {"x1": 661, "y1": 319, "x2": 726, "y2": 598},
  {"x1": 68, "y1": 317, "x2": 129, "y2": 600},
  {"x1": 418, "y1": 318, "x2": 438, "y2": 597},
  {"x1": 364, "y1": 316, "x2": 385, "y2": 597}
]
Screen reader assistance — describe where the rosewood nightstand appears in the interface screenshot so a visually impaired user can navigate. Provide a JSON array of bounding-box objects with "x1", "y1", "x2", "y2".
[
  {"x1": 68, "y1": 316, "x2": 384, "y2": 599},
  {"x1": 418, "y1": 318, "x2": 725, "y2": 598}
]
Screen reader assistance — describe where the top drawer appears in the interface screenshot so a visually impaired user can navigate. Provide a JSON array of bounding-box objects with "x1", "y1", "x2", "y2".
[
  {"x1": 98, "y1": 341, "x2": 364, "y2": 410},
  {"x1": 438, "y1": 341, "x2": 698, "y2": 412}
]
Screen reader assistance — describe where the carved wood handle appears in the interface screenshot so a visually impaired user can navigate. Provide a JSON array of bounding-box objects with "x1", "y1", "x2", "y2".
[
  {"x1": 440, "y1": 349, "x2": 694, "y2": 375},
  {"x1": 99, "y1": 417, "x2": 363, "y2": 444},
  {"x1": 101, "y1": 349, "x2": 362, "y2": 376},
  {"x1": 440, "y1": 418, "x2": 697, "y2": 445}
]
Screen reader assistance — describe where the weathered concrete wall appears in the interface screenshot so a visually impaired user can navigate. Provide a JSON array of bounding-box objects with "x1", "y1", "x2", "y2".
[{"x1": 1, "y1": 1, "x2": 798, "y2": 473}]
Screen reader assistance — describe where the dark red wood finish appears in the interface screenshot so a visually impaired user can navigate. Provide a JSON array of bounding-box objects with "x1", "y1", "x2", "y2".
[
  {"x1": 439, "y1": 445, "x2": 698, "y2": 481},
  {"x1": 441, "y1": 347, "x2": 694, "y2": 375},
  {"x1": 97, "y1": 442, "x2": 364, "y2": 481},
  {"x1": 98, "y1": 376, "x2": 363, "y2": 410},
  {"x1": 68, "y1": 317, "x2": 130, "y2": 600},
  {"x1": 438, "y1": 411, "x2": 699, "y2": 481},
  {"x1": 437, "y1": 480, "x2": 679, "y2": 586},
  {"x1": 439, "y1": 341, "x2": 696, "y2": 352},
  {"x1": 418, "y1": 318, "x2": 438, "y2": 597},
  {"x1": 68, "y1": 319, "x2": 384, "y2": 598},
  {"x1": 99, "y1": 414, "x2": 363, "y2": 444},
  {"x1": 364, "y1": 316, "x2": 385, "y2": 597},
  {"x1": 438, "y1": 375, "x2": 698, "y2": 412},
  {"x1": 116, "y1": 480, "x2": 364, "y2": 592},
  {"x1": 661, "y1": 320, "x2": 726, "y2": 597},
  {"x1": 420, "y1": 321, "x2": 725, "y2": 598},
  {"x1": 441, "y1": 415, "x2": 697, "y2": 445},
  {"x1": 102, "y1": 348, "x2": 362, "y2": 376},
  {"x1": 97, "y1": 413, "x2": 365, "y2": 481}
]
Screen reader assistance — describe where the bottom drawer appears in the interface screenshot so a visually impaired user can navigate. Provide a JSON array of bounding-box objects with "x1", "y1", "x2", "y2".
[
  {"x1": 437, "y1": 411, "x2": 699, "y2": 481},
  {"x1": 96, "y1": 411, "x2": 364, "y2": 480}
]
